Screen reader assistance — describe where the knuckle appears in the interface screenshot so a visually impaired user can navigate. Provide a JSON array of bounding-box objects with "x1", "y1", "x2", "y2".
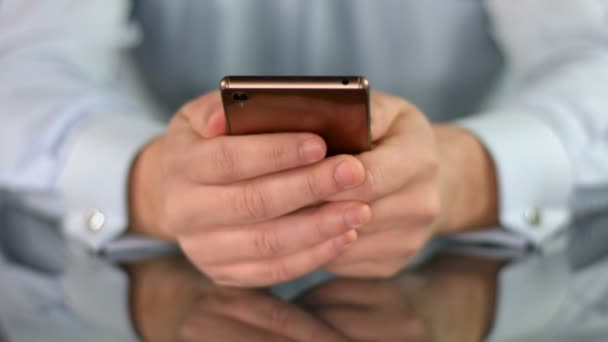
[
  {"x1": 236, "y1": 183, "x2": 270, "y2": 220},
  {"x1": 267, "y1": 260, "x2": 293, "y2": 284},
  {"x1": 418, "y1": 191, "x2": 441, "y2": 226},
  {"x1": 364, "y1": 166, "x2": 381, "y2": 200},
  {"x1": 304, "y1": 172, "x2": 325, "y2": 200},
  {"x1": 421, "y1": 155, "x2": 440, "y2": 180},
  {"x1": 209, "y1": 140, "x2": 239, "y2": 181},
  {"x1": 251, "y1": 229, "x2": 282, "y2": 258},
  {"x1": 268, "y1": 144, "x2": 289, "y2": 170}
]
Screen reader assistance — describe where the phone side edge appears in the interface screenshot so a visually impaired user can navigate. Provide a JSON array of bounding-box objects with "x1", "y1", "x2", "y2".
[
  {"x1": 360, "y1": 77, "x2": 372, "y2": 152},
  {"x1": 219, "y1": 77, "x2": 233, "y2": 134}
]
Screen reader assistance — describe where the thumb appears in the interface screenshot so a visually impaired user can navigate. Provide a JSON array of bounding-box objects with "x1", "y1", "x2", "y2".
[{"x1": 179, "y1": 91, "x2": 227, "y2": 138}]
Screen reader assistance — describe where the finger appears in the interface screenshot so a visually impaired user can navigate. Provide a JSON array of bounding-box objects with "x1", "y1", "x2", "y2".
[
  {"x1": 315, "y1": 307, "x2": 426, "y2": 342},
  {"x1": 328, "y1": 110, "x2": 437, "y2": 203},
  {"x1": 325, "y1": 228, "x2": 429, "y2": 266},
  {"x1": 368, "y1": 91, "x2": 415, "y2": 141},
  {"x1": 185, "y1": 155, "x2": 366, "y2": 227},
  {"x1": 201, "y1": 290, "x2": 346, "y2": 342},
  {"x1": 178, "y1": 91, "x2": 227, "y2": 138},
  {"x1": 188, "y1": 202, "x2": 371, "y2": 264},
  {"x1": 184, "y1": 133, "x2": 326, "y2": 184},
  {"x1": 206, "y1": 230, "x2": 358, "y2": 287},
  {"x1": 180, "y1": 313, "x2": 294, "y2": 342}
]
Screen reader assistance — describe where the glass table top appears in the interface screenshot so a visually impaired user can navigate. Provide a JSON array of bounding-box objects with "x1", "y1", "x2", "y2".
[{"x1": 1, "y1": 208, "x2": 607, "y2": 342}]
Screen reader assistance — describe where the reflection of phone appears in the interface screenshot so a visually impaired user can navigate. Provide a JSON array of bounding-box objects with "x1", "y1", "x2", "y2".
[{"x1": 220, "y1": 76, "x2": 371, "y2": 156}]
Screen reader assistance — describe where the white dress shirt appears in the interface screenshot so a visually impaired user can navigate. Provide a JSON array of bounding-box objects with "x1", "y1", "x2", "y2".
[{"x1": 0, "y1": 0, "x2": 606, "y2": 269}]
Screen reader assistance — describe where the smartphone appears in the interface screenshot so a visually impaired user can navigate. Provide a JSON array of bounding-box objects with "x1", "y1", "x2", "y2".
[{"x1": 220, "y1": 76, "x2": 371, "y2": 156}]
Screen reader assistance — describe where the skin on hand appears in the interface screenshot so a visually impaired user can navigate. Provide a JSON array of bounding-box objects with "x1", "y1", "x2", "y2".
[
  {"x1": 128, "y1": 92, "x2": 372, "y2": 287},
  {"x1": 127, "y1": 257, "x2": 346, "y2": 342},
  {"x1": 129, "y1": 90, "x2": 498, "y2": 284},
  {"x1": 321, "y1": 92, "x2": 499, "y2": 278}
]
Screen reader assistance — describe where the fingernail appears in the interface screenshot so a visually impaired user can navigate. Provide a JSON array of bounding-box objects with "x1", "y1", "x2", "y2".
[
  {"x1": 333, "y1": 160, "x2": 364, "y2": 189},
  {"x1": 335, "y1": 230, "x2": 358, "y2": 249},
  {"x1": 343, "y1": 205, "x2": 371, "y2": 229},
  {"x1": 299, "y1": 139, "x2": 325, "y2": 163}
]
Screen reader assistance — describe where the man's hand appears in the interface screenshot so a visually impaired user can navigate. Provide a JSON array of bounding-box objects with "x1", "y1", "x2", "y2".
[
  {"x1": 324, "y1": 92, "x2": 498, "y2": 278},
  {"x1": 128, "y1": 92, "x2": 372, "y2": 287}
]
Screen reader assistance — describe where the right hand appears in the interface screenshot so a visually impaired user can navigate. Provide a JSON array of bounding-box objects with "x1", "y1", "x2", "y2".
[{"x1": 128, "y1": 92, "x2": 371, "y2": 287}]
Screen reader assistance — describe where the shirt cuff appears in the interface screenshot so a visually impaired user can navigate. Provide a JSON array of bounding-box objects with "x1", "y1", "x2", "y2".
[
  {"x1": 455, "y1": 112, "x2": 573, "y2": 249},
  {"x1": 58, "y1": 114, "x2": 164, "y2": 251}
]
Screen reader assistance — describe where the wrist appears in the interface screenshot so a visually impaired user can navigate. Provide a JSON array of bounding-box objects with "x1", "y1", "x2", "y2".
[
  {"x1": 128, "y1": 136, "x2": 171, "y2": 240},
  {"x1": 434, "y1": 124, "x2": 498, "y2": 233}
]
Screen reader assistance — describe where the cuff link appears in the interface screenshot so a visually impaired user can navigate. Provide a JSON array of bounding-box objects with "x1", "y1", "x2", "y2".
[
  {"x1": 87, "y1": 208, "x2": 106, "y2": 232},
  {"x1": 524, "y1": 207, "x2": 542, "y2": 227}
]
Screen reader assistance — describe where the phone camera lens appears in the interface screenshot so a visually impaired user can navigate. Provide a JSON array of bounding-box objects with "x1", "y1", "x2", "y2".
[
  {"x1": 342, "y1": 79, "x2": 350, "y2": 85},
  {"x1": 233, "y1": 92, "x2": 249, "y2": 102}
]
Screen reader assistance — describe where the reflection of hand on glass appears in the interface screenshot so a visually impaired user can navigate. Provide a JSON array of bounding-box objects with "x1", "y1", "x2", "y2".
[
  {"x1": 299, "y1": 254, "x2": 502, "y2": 342},
  {"x1": 297, "y1": 277, "x2": 431, "y2": 341},
  {"x1": 403, "y1": 255, "x2": 502, "y2": 342},
  {"x1": 127, "y1": 257, "x2": 346, "y2": 342}
]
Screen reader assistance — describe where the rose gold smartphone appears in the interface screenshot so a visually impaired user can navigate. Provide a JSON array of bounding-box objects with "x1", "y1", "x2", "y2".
[{"x1": 220, "y1": 76, "x2": 371, "y2": 156}]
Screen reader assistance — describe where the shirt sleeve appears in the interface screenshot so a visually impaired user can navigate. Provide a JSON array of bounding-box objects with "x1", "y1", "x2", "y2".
[
  {"x1": 0, "y1": 0, "x2": 165, "y2": 250},
  {"x1": 452, "y1": 0, "x2": 608, "y2": 250}
]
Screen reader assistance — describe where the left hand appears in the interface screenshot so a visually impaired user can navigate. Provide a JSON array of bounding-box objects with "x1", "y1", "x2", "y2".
[{"x1": 324, "y1": 91, "x2": 498, "y2": 278}]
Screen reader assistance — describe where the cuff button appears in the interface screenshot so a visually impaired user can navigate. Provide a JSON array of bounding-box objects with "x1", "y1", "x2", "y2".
[
  {"x1": 524, "y1": 207, "x2": 542, "y2": 227},
  {"x1": 87, "y1": 208, "x2": 106, "y2": 232}
]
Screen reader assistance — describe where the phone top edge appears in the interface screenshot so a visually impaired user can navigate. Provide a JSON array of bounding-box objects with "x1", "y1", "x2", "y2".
[
  {"x1": 219, "y1": 77, "x2": 230, "y2": 91},
  {"x1": 359, "y1": 76, "x2": 369, "y2": 90},
  {"x1": 220, "y1": 76, "x2": 368, "y2": 90}
]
